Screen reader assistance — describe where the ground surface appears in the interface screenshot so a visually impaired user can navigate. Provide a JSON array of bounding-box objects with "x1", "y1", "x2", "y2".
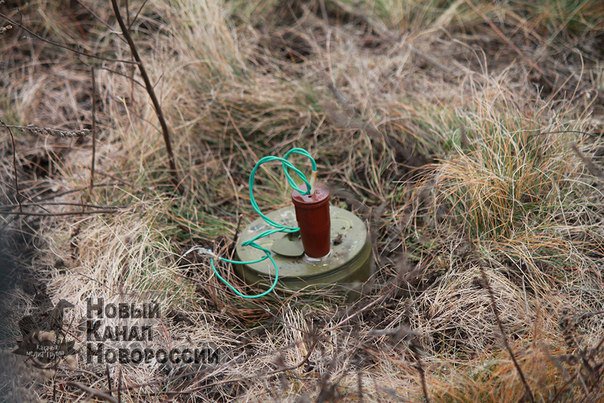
[{"x1": 1, "y1": 0, "x2": 603, "y2": 401}]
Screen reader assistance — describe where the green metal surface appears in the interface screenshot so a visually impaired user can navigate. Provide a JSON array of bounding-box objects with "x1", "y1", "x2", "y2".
[{"x1": 235, "y1": 206, "x2": 372, "y2": 291}]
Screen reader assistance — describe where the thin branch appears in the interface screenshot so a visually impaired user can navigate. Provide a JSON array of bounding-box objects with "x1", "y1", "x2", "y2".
[
  {"x1": 479, "y1": 268, "x2": 535, "y2": 403},
  {"x1": 90, "y1": 65, "x2": 145, "y2": 88},
  {"x1": 571, "y1": 143, "x2": 604, "y2": 179},
  {"x1": 369, "y1": 326, "x2": 430, "y2": 402},
  {"x1": 413, "y1": 351, "x2": 430, "y2": 403},
  {"x1": 117, "y1": 367, "x2": 122, "y2": 403},
  {"x1": 28, "y1": 183, "x2": 122, "y2": 203},
  {"x1": 0, "y1": 202, "x2": 121, "y2": 210},
  {"x1": 90, "y1": 67, "x2": 97, "y2": 193},
  {"x1": 167, "y1": 336, "x2": 321, "y2": 396},
  {"x1": 1, "y1": 121, "x2": 22, "y2": 212},
  {"x1": 125, "y1": 0, "x2": 130, "y2": 27},
  {"x1": 0, "y1": 12, "x2": 138, "y2": 65},
  {"x1": 73, "y1": 0, "x2": 126, "y2": 43},
  {"x1": 106, "y1": 365, "x2": 113, "y2": 398},
  {"x1": 229, "y1": 214, "x2": 243, "y2": 259},
  {"x1": 67, "y1": 381, "x2": 118, "y2": 403},
  {"x1": 463, "y1": 0, "x2": 549, "y2": 83},
  {"x1": 98, "y1": 335, "x2": 317, "y2": 396},
  {"x1": 110, "y1": 0, "x2": 180, "y2": 191},
  {"x1": 128, "y1": 0, "x2": 149, "y2": 31},
  {"x1": 126, "y1": 0, "x2": 147, "y2": 102},
  {"x1": 1, "y1": 210, "x2": 120, "y2": 217}
]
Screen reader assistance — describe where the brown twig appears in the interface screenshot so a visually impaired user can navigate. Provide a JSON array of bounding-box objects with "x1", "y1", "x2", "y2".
[
  {"x1": 413, "y1": 351, "x2": 430, "y2": 403},
  {"x1": 128, "y1": 0, "x2": 149, "y2": 31},
  {"x1": 463, "y1": 0, "x2": 549, "y2": 84},
  {"x1": 106, "y1": 365, "x2": 113, "y2": 398},
  {"x1": 90, "y1": 67, "x2": 97, "y2": 193},
  {"x1": 325, "y1": 83, "x2": 428, "y2": 168},
  {"x1": 125, "y1": 0, "x2": 135, "y2": 103},
  {"x1": 84, "y1": 65, "x2": 144, "y2": 89},
  {"x1": 550, "y1": 372, "x2": 579, "y2": 403},
  {"x1": 165, "y1": 334, "x2": 322, "y2": 397},
  {"x1": 1, "y1": 120, "x2": 22, "y2": 212},
  {"x1": 571, "y1": 143, "x2": 604, "y2": 179},
  {"x1": 25, "y1": 183, "x2": 121, "y2": 203},
  {"x1": 369, "y1": 326, "x2": 430, "y2": 402},
  {"x1": 117, "y1": 367, "x2": 122, "y2": 403},
  {"x1": 0, "y1": 202, "x2": 121, "y2": 210},
  {"x1": 229, "y1": 214, "x2": 243, "y2": 259},
  {"x1": 1, "y1": 210, "x2": 120, "y2": 217},
  {"x1": 125, "y1": 0, "x2": 130, "y2": 28},
  {"x1": 479, "y1": 268, "x2": 535, "y2": 403},
  {"x1": 92, "y1": 334, "x2": 317, "y2": 397},
  {"x1": 0, "y1": 11, "x2": 137, "y2": 65},
  {"x1": 73, "y1": 0, "x2": 126, "y2": 43},
  {"x1": 67, "y1": 381, "x2": 118, "y2": 403},
  {"x1": 110, "y1": 0, "x2": 180, "y2": 192}
]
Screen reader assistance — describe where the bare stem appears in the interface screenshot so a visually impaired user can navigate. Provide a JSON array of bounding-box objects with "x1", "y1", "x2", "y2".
[
  {"x1": 109, "y1": 0, "x2": 180, "y2": 192},
  {"x1": 1, "y1": 121, "x2": 22, "y2": 212},
  {"x1": 67, "y1": 381, "x2": 118, "y2": 403},
  {"x1": 128, "y1": 0, "x2": 149, "y2": 31},
  {"x1": 2, "y1": 210, "x2": 120, "y2": 217},
  {"x1": 90, "y1": 67, "x2": 97, "y2": 194},
  {"x1": 0, "y1": 12, "x2": 137, "y2": 65},
  {"x1": 480, "y1": 268, "x2": 535, "y2": 403}
]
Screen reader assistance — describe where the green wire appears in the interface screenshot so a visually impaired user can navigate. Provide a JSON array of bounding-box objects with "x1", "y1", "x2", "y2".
[{"x1": 209, "y1": 147, "x2": 317, "y2": 299}]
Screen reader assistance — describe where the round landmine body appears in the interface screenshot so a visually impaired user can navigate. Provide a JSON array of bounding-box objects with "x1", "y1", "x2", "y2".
[{"x1": 235, "y1": 206, "x2": 372, "y2": 292}]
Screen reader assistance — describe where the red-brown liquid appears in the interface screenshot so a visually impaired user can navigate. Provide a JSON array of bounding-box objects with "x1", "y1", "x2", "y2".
[{"x1": 291, "y1": 184, "x2": 331, "y2": 258}]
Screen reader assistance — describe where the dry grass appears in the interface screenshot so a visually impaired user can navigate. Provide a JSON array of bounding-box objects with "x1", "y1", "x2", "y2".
[{"x1": 1, "y1": 0, "x2": 603, "y2": 401}]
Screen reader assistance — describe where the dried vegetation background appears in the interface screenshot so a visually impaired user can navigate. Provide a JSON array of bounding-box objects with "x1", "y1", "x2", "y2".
[{"x1": 1, "y1": 0, "x2": 604, "y2": 401}]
